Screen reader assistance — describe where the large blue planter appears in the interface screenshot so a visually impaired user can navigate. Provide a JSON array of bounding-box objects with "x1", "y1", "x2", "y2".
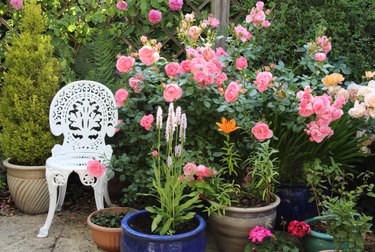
[
  {"x1": 121, "y1": 210, "x2": 207, "y2": 252},
  {"x1": 275, "y1": 184, "x2": 318, "y2": 229}
]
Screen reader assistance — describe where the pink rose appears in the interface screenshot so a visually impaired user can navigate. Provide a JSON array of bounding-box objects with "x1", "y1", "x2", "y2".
[
  {"x1": 253, "y1": 11, "x2": 266, "y2": 25},
  {"x1": 183, "y1": 162, "x2": 197, "y2": 176},
  {"x1": 165, "y1": 63, "x2": 180, "y2": 77},
  {"x1": 299, "y1": 100, "x2": 314, "y2": 117},
  {"x1": 312, "y1": 95, "x2": 331, "y2": 115},
  {"x1": 224, "y1": 81, "x2": 241, "y2": 102},
  {"x1": 148, "y1": 9, "x2": 162, "y2": 24},
  {"x1": 169, "y1": 0, "x2": 183, "y2": 11},
  {"x1": 254, "y1": 71, "x2": 272, "y2": 92},
  {"x1": 139, "y1": 46, "x2": 159, "y2": 66},
  {"x1": 188, "y1": 26, "x2": 202, "y2": 40},
  {"x1": 140, "y1": 114, "x2": 154, "y2": 131},
  {"x1": 180, "y1": 60, "x2": 192, "y2": 73},
  {"x1": 193, "y1": 72, "x2": 206, "y2": 83},
  {"x1": 129, "y1": 77, "x2": 143, "y2": 93},
  {"x1": 315, "y1": 53, "x2": 327, "y2": 62},
  {"x1": 186, "y1": 48, "x2": 199, "y2": 58},
  {"x1": 163, "y1": 83, "x2": 183, "y2": 102},
  {"x1": 316, "y1": 36, "x2": 332, "y2": 53},
  {"x1": 251, "y1": 122, "x2": 273, "y2": 142},
  {"x1": 256, "y1": 1, "x2": 265, "y2": 11},
  {"x1": 215, "y1": 47, "x2": 229, "y2": 57},
  {"x1": 115, "y1": 119, "x2": 123, "y2": 133},
  {"x1": 87, "y1": 160, "x2": 106, "y2": 177},
  {"x1": 116, "y1": 1, "x2": 127, "y2": 10},
  {"x1": 215, "y1": 72, "x2": 228, "y2": 85},
  {"x1": 152, "y1": 150, "x2": 158, "y2": 157},
  {"x1": 10, "y1": 0, "x2": 23, "y2": 10},
  {"x1": 116, "y1": 56, "x2": 135, "y2": 73},
  {"x1": 203, "y1": 16, "x2": 220, "y2": 28},
  {"x1": 235, "y1": 56, "x2": 248, "y2": 70},
  {"x1": 234, "y1": 25, "x2": 251, "y2": 42},
  {"x1": 115, "y1": 88, "x2": 129, "y2": 107},
  {"x1": 261, "y1": 20, "x2": 271, "y2": 27}
]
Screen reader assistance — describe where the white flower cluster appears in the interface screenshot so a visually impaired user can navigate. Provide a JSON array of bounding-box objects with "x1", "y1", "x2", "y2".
[{"x1": 348, "y1": 80, "x2": 375, "y2": 118}]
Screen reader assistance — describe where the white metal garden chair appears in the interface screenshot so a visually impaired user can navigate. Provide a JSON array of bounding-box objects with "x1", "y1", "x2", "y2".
[{"x1": 38, "y1": 80, "x2": 118, "y2": 238}]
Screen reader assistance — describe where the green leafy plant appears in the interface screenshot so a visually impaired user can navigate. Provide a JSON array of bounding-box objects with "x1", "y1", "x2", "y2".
[
  {"x1": 0, "y1": 0, "x2": 59, "y2": 165},
  {"x1": 91, "y1": 209, "x2": 133, "y2": 228}
]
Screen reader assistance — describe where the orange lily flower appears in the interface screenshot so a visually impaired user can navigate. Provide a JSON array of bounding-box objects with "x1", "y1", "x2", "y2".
[{"x1": 216, "y1": 117, "x2": 241, "y2": 134}]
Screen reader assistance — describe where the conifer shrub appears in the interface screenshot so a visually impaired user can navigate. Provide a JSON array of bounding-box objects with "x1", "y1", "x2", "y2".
[{"x1": 0, "y1": 1, "x2": 59, "y2": 166}]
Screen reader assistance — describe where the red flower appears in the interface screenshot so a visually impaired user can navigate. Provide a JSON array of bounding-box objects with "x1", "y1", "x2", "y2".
[{"x1": 287, "y1": 220, "x2": 311, "y2": 237}]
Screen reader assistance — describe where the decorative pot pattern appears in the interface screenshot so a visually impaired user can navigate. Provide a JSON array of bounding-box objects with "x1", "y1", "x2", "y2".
[
  {"x1": 121, "y1": 210, "x2": 207, "y2": 252},
  {"x1": 4, "y1": 159, "x2": 49, "y2": 214},
  {"x1": 209, "y1": 195, "x2": 280, "y2": 252}
]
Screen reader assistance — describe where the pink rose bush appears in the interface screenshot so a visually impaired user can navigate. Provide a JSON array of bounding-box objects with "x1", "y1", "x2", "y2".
[
  {"x1": 245, "y1": 1, "x2": 271, "y2": 27},
  {"x1": 87, "y1": 160, "x2": 106, "y2": 177}
]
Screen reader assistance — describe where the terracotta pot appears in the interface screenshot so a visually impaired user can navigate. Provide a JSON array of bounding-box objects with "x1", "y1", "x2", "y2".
[
  {"x1": 87, "y1": 207, "x2": 137, "y2": 252},
  {"x1": 209, "y1": 195, "x2": 280, "y2": 252},
  {"x1": 4, "y1": 159, "x2": 49, "y2": 214}
]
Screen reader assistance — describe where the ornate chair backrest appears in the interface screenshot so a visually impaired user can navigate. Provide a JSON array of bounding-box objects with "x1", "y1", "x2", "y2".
[{"x1": 49, "y1": 80, "x2": 118, "y2": 158}]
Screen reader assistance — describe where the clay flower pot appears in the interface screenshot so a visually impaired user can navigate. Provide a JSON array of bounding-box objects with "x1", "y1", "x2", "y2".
[{"x1": 87, "y1": 207, "x2": 137, "y2": 252}]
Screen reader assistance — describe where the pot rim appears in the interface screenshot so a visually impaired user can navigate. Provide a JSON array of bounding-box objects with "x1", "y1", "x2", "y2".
[
  {"x1": 87, "y1": 207, "x2": 135, "y2": 232},
  {"x1": 3, "y1": 159, "x2": 45, "y2": 170},
  {"x1": 303, "y1": 216, "x2": 334, "y2": 241},
  {"x1": 223, "y1": 194, "x2": 281, "y2": 213},
  {"x1": 121, "y1": 210, "x2": 206, "y2": 241}
]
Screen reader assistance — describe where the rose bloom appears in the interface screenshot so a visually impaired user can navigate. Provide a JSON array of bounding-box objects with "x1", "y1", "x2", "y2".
[
  {"x1": 152, "y1": 150, "x2": 158, "y2": 157},
  {"x1": 116, "y1": 56, "x2": 135, "y2": 73},
  {"x1": 322, "y1": 73, "x2": 345, "y2": 86},
  {"x1": 183, "y1": 162, "x2": 197, "y2": 176},
  {"x1": 315, "y1": 52, "x2": 326, "y2": 62},
  {"x1": 203, "y1": 16, "x2": 220, "y2": 28},
  {"x1": 316, "y1": 35, "x2": 332, "y2": 53},
  {"x1": 129, "y1": 77, "x2": 143, "y2": 93},
  {"x1": 169, "y1": 0, "x2": 183, "y2": 11},
  {"x1": 10, "y1": 0, "x2": 23, "y2": 10},
  {"x1": 253, "y1": 10, "x2": 266, "y2": 25},
  {"x1": 165, "y1": 62, "x2": 180, "y2": 77},
  {"x1": 114, "y1": 88, "x2": 129, "y2": 107},
  {"x1": 216, "y1": 47, "x2": 229, "y2": 57},
  {"x1": 224, "y1": 81, "x2": 241, "y2": 102},
  {"x1": 184, "y1": 13, "x2": 195, "y2": 22},
  {"x1": 139, "y1": 46, "x2": 159, "y2": 66},
  {"x1": 364, "y1": 92, "x2": 375, "y2": 107},
  {"x1": 254, "y1": 71, "x2": 272, "y2": 92},
  {"x1": 261, "y1": 20, "x2": 271, "y2": 27},
  {"x1": 234, "y1": 25, "x2": 251, "y2": 42},
  {"x1": 140, "y1": 114, "x2": 154, "y2": 131},
  {"x1": 163, "y1": 83, "x2": 183, "y2": 102},
  {"x1": 365, "y1": 71, "x2": 375, "y2": 79},
  {"x1": 180, "y1": 60, "x2": 192, "y2": 73},
  {"x1": 188, "y1": 26, "x2": 202, "y2": 40},
  {"x1": 251, "y1": 122, "x2": 273, "y2": 142},
  {"x1": 148, "y1": 9, "x2": 162, "y2": 24},
  {"x1": 116, "y1": 1, "x2": 127, "y2": 10},
  {"x1": 87, "y1": 160, "x2": 106, "y2": 177},
  {"x1": 235, "y1": 56, "x2": 248, "y2": 70}
]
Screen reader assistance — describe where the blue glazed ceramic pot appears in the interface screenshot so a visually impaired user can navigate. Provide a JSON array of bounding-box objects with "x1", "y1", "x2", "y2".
[
  {"x1": 121, "y1": 210, "x2": 206, "y2": 252},
  {"x1": 275, "y1": 184, "x2": 318, "y2": 229}
]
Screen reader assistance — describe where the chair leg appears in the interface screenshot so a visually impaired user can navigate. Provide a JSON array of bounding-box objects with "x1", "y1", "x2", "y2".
[
  {"x1": 56, "y1": 184, "x2": 67, "y2": 212},
  {"x1": 92, "y1": 176, "x2": 105, "y2": 210},
  {"x1": 103, "y1": 179, "x2": 114, "y2": 207},
  {"x1": 37, "y1": 173, "x2": 59, "y2": 238}
]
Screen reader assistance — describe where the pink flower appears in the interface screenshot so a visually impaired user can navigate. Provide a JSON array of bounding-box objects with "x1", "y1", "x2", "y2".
[
  {"x1": 203, "y1": 16, "x2": 220, "y2": 28},
  {"x1": 248, "y1": 226, "x2": 273, "y2": 244},
  {"x1": 116, "y1": 56, "x2": 135, "y2": 73},
  {"x1": 254, "y1": 71, "x2": 272, "y2": 92},
  {"x1": 188, "y1": 26, "x2": 202, "y2": 40},
  {"x1": 148, "y1": 10, "x2": 162, "y2": 24},
  {"x1": 216, "y1": 72, "x2": 228, "y2": 85},
  {"x1": 315, "y1": 53, "x2": 327, "y2": 62},
  {"x1": 224, "y1": 81, "x2": 241, "y2": 102},
  {"x1": 10, "y1": 0, "x2": 23, "y2": 10},
  {"x1": 152, "y1": 150, "x2": 158, "y2": 157},
  {"x1": 215, "y1": 47, "x2": 229, "y2": 57},
  {"x1": 261, "y1": 20, "x2": 271, "y2": 27},
  {"x1": 139, "y1": 46, "x2": 159, "y2": 66},
  {"x1": 305, "y1": 121, "x2": 333, "y2": 143},
  {"x1": 115, "y1": 88, "x2": 129, "y2": 107},
  {"x1": 115, "y1": 119, "x2": 123, "y2": 133},
  {"x1": 165, "y1": 63, "x2": 180, "y2": 77},
  {"x1": 183, "y1": 162, "x2": 197, "y2": 176},
  {"x1": 163, "y1": 83, "x2": 183, "y2": 102},
  {"x1": 316, "y1": 36, "x2": 332, "y2": 53},
  {"x1": 87, "y1": 160, "x2": 106, "y2": 177},
  {"x1": 186, "y1": 48, "x2": 199, "y2": 58},
  {"x1": 312, "y1": 95, "x2": 331, "y2": 114},
  {"x1": 169, "y1": 0, "x2": 183, "y2": 11},
  {"x1": 140, "y1": 114, "x2": 154, "y2": 131},
  {"x1": 253, "y1": 10, "x2": 266, "y2": 25},
  {"x1": 234, "y1": 25, "x2": 251, "y2": 42},
  {"x1": 180, "y1": 60, "x2": 192, "y2": 73},
  {"x1": 299, "y1": 100, "x2": 314, "y2": 117},
  {"x1": 196, "y1": 165, "x2": 215, "y2": 178},
  {"x1": 235, "y1": 56, "x2": 248, "y2": 70},
  {"x1": 116, "y1": 1, "x2": 127, "y2": 10},
  {"x1": 251, "y1": 122, "x2": 273, "y2": 142}
]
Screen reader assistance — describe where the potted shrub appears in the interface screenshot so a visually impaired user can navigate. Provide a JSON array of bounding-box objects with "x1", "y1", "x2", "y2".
[
  {"x1": 87, "y1": 207, "x2": 137, "y2": 252},
  {"x1": 0, "y1": 1, "x2": 59, "y2": 214}
]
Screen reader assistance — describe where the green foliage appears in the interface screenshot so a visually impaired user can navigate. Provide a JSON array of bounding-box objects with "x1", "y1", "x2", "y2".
[
  {"x1": 0, "y1": 1, "x2": 59, "y2": 165},
  {"x1": 322, "y1": 197, "x2": 373, "y2": 251},
  {"x1": 91, "y1": 209, "x2": 133, "y2": 228},
  {"x1": 245, "y1": 141, "x2": 279, "y2": 205}
]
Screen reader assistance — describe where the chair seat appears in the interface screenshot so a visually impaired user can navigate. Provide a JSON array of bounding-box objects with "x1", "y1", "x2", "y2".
[{"x1": 46, "y1": 153, "x2": 104, "y2": 171}]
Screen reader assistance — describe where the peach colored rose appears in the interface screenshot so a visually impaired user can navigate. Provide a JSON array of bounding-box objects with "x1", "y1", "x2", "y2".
[
  {"x1": 139, "y1": 46, "x2": 159, "y2": 66},
  {"x1": 163, "y1": 83, "x2": 183, "y2": 102},
  {"x1": 140, "y1": 114, "x2": 154, "y2": 131},
  {"x1": 235, "y1": 56, "x2": 248, "y2": 70},
  {"x1": 115, "y1": 88, "x2": 129, "y2": 107},
  {"x1": 365, "y1": 92, "x2": 375, "y2": 107},
  {"x1": 251, "y1": 122, "x2": 273, "y2": 142},
  {"x1": 224, "y1": 81, "x2": 241, "y2": 102},
  {"x1": 87, "y1": 160, "x2": 106, "y2": 177},
  {"x1": 165, "y1": 63, "x2": 180, "y2": 77},
  {"x1": 116, "y1": 56, "x2": 135, "y2": 73}
]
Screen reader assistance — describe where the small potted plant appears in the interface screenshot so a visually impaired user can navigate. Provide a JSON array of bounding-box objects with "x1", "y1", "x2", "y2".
[{"x1": 87, "y1": 207, "x2": 137, "y2": 252}]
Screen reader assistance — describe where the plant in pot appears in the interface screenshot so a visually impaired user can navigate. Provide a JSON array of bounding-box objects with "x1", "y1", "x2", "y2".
[
  {"x1": 302, "y1": 158, "x2": 374, "y2": 252},
  {"x1": 0, "y1": 0, "x2": 60, "y2": 214},
  {"x1": 87, "y1": 206, "x2": 137, "y2": 252},
  {"x1": 120, "y1": 103, "x2": 232, "y2": 252}
]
